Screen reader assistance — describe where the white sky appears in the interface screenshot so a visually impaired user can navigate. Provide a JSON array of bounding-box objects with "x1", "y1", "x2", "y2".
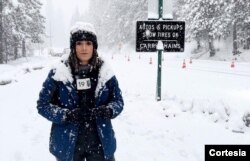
[
  {"x1": 41, "y1": 0, "x2": 89, "y2": 22},
  {"x1": 40, "y1": 0, "x2": 90, "y2": 48}
]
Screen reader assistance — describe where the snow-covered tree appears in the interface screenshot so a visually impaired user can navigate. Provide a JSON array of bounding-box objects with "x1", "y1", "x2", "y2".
[
  {"x1": 16, "y1": 0, "x2": 45, "y2": 57},
  {"x1": 178, "y1": 0, "x2": 231, "y2": 57},
  {"x1": 176, "y1": 0, "x2": 250, "y2": 56},
  {"x1": 0, "y1": 0, "x2": 45, "y2": 64},
  {"x1": 86, "y1": 0, "x2": 147, "y2": 49},
  {"x1": 227, "y1": 0, "x2": 250, "y2": 54},
  {"x1": 0, "y1": 0, "x2": 16, "y2": 62},
  {"x1": 0, "y1": 0, "x2": 3, "y2": 63},
  {"x1": 0, "y1": 0, "x2": 15, "y2": 63}
]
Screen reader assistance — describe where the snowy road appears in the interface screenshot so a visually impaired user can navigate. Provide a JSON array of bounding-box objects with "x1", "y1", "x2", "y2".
[{"x1": 0, "y1": 54, "x2": 250, "y2": 161}]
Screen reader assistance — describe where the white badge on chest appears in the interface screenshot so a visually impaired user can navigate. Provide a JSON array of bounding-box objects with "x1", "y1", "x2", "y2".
[{"x1": 76, "y1": 78, "x2": 91, "y2": 90}]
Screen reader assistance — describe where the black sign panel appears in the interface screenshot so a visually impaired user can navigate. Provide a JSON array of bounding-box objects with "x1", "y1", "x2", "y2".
[{"x1": 136, "y1": 21, "x2": 185, "y2": 52}]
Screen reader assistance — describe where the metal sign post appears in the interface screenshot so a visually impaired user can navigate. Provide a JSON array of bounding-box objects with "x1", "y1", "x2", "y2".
[
  {"x1": 156, "y1": 49, "x2": 162, "y2": 101},
  {"x1": 156, "y1": 41, "x2": 164, "y2": 101},
  {"x1": 156, "y1": 0, "x2": 163, "y2": 101},
  {"x1": 159, "y1": 0, "x2": 163, "y2": 19},
  {"x1": 136, "y1": 0, "x2": 185, "y2": 101}
]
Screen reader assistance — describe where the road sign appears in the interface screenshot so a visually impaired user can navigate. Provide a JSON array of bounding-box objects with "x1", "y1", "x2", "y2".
[{"x1": 136, "y1": 21, "x2": 185, "y2": 52}]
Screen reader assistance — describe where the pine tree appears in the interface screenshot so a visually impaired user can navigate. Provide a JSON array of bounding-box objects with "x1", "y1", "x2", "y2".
[
  {"x1": 1, "y1": 0, "x2": 15, "y2": 63},
  {"x1": 177, "y1": 0, "x2": 250, "y2": 56},
  {"x1": 228, "y1": 0, "x2": 250, "y2": 53},
  {"x1": 0, "y1": 0, "x2": 3, "y2": 63},
  {"x1": 87, "y1": 0, "x2": 147, "y2": 49},
  {"x1": 178, "y1": 0, "x2": 232, "y2": 56},
  {"x1": 16, "y1": 0, "x2": 45, "y2": 57},
  {"x1": 0, "y1": 0, "x2": 45, "y2": 63}
]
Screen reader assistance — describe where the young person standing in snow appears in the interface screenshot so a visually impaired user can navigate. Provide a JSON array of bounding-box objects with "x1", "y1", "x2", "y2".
[{"x1": 37, "y1": 22, "x2": 124, "y2": 161}]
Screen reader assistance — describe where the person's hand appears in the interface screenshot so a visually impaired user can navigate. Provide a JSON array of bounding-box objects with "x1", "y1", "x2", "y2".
[{"x1": 90, "y1": 106, "x2": 113, "y2": 119}]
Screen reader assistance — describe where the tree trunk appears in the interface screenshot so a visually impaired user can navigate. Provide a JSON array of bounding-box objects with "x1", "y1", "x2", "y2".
[
  {"x1": 0, "y1": 0, "x2": 4, "y2": 64},
  {"x1": 244, "y1": 37, "x2": 250, "y2": 50},
  {"x1": 246, "y1": 24, "x2": 250, "y2": 49},
  {"x1": 14, "y1": 36, "x2": 18, "y2": 60},
  {"x1": 14, "y1": 46, "x2": 18, "y2": 60},
  {"x1": 22, "y1": 39, "x2": 26, "y2": 57},
  {"x1": 232, "y1": 21, "x2": 239, "y2": 55},
  {"x1": 208, "y1": 35, "x2": 215, "y2": 57},
  {"x1": 196, "y1": 39, "x2": 201, "y2": 50},
  {"x1": 4, "y1": 36, "x2": 7, "y2": 63}
]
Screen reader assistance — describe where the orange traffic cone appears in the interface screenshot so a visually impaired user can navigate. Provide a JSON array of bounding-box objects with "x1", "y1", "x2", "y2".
[
  {"x1": 149, "y1": 57, "x2": 152, "y2": 64},
  {"x1": 182, "y1": 59, "x2": 186, "y2": 68},
  {"x1": 231, "y1": 59, "x2": 235, "y2": 68},
  {"x1": 189, "y1": 58, "x2": 192, "y2": 64}
]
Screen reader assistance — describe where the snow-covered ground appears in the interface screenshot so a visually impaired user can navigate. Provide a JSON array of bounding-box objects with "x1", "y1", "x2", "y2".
[{"x1": 0, "y1": 49, "x2": 250, "y2": 161}]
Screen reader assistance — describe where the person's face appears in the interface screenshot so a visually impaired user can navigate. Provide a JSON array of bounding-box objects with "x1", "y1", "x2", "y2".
[{"x1": 75, "y1": 40, "x2": 94, "y2": 65}]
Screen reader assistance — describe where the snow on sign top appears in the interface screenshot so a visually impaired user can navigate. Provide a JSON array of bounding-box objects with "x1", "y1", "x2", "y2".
[
  {"x1": 70, "y1": 22, "x2": 96, "y2": 35},
  {"x1": 157, "y1": 41, "x2": 164, "y2": 50}
]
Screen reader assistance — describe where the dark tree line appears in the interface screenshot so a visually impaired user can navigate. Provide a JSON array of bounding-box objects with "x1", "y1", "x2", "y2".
[{"x1": 0, "y1": 0, "x2": 45, "y2": 64}]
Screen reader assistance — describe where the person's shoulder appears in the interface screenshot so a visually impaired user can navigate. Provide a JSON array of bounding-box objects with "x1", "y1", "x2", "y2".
[
  {"x1": 98, "y1": 57, "x2": 115, "y2": 80},
  {"x1": 49, "y1": 60, "x2": 73, "y2": 84},
  {"x1": 98, "y1": 57, "x2": 113, "y2": 72}
]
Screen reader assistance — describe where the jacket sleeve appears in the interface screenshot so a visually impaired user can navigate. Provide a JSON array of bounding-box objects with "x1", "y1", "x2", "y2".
[
  {"x1": 106, "y1": 76, "x2": 124, "y2": 119},
  {"x1": 37, "y1": 70, "x2": 68, "y2": 124}
]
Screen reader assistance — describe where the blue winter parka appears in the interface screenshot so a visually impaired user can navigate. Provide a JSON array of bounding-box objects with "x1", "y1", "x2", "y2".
[{"x1": 37, "y1": 60, "x2": 124, "y2": 161}]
